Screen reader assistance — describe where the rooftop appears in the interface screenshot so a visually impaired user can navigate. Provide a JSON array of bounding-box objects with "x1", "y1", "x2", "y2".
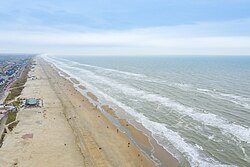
[{"x1": 25, "y1": 98, "x2": 38, "y2": 105}]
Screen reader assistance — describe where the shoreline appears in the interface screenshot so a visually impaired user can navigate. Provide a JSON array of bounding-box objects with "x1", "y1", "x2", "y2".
[
  {"x1": 41, "y1": 57, "x2": 156, "y2": 166},
  {"x1": 44, "y1": 57, "x2": 180, "y2": 167},
  {"x1": 0, "y1": 55, "x2": 179, "y2": 166}
]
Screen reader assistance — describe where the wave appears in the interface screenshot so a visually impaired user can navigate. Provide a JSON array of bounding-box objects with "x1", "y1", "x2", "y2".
[
  {"x1": 171, "y1": 83, "x2": 250, "y2": 110},
  {"x1": 140, "y1": 94, "x2": 250, "y2": 144},
  {"x1": 196, "y1": 88, "x2": 250, "y2": 110},
  {"x1": 100, "y1": 93, "x2": 235, "y2": 167},
  {"x1": 45, "y1": 55, "x2": 250, "y2": 111},
  {"x1": 43, "y1": 55, "x2": 244, "y2": 166},
  {"x1": 52, "y1": 56, "x2": 147, "y2": 78},
  {"x1": 74, "y1": 77, "x2": 235, "y2": 166},
  {"x1": 85, "y1": 77, "x2": 235, "y2": 167},
  {"x1": 58, "y1": 56, "x2": 250, "y2": 110},
  {"x1": 45, "y1": 55, "x2": 250, "y2": 144}
]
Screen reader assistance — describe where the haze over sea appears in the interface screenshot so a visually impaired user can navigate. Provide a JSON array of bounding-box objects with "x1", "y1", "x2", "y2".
[{"x1": 44, "y1": 55, "x2": 250, "y2": 167}]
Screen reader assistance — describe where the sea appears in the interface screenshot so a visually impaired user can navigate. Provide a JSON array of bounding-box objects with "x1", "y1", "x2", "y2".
[{"x1": 43, "y1": 55, "x2": 250, "y2": 167}]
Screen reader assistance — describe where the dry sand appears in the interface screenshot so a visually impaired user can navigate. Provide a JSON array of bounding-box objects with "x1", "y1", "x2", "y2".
[{"x1": 0, "y1": 57, "x2": 156, "y2": 167}]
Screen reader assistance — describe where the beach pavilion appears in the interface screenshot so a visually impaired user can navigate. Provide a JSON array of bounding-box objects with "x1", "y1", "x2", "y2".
[{"x1": 25, "y1": 98, "x2": 39, "y2": 107}]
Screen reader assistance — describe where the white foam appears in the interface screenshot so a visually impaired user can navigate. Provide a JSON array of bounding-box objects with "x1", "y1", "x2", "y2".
[
  {"x1": 172, "y1": 83, "x2": 250, "y2": 110},
  {"x1": 44, "y1": 56, "x2": 241, "y2": 167},
  {"x1": 196, "y1": 88, "x2": 250, "y2": 110},
  {"x1": 141, "y1": 94, "x2": 250, "y2": 144},
  {"x1": 220, "y1": 93, "x2": 250, "y2": 102},
  {"x1": 48, "y1": 55, "x2": 250, "y2": 110},
  {"x1": 45, "y1": 55, "x2": 250, "y2": 144},
  {"x1": 88, "y1": 85, "x2": 237, "y2": 167},
  {"x1": 52, "y1": 56, "x2": 147, "y2": 78},
  {"x1": 173, "y1": 83, "x2": 193, "y2": 90},
  {"x1": 49, "y1": 55, "x2": 250, "y2": 109},
  {"x1": 73, "y1": 75, "x2": 234, "y2": 167}
]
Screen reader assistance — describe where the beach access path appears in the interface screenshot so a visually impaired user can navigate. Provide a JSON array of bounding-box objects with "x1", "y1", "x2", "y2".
[{"x1": 0, "y1": 57, "x2": 154, "y2": 167}]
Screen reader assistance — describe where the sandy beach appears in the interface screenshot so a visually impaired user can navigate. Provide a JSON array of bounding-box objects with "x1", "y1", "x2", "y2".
[{"x1": 0, "y1": 57, "x2": 160, "y2": 167}]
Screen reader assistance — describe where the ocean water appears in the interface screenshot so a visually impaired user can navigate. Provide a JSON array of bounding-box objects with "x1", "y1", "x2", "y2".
[{"x1": 44, "y1": 55, "x2": 250, "y2": 167}]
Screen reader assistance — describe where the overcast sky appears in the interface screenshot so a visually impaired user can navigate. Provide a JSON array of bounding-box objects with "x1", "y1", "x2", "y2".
[{"x1": 1, "y1": 0, "x2": 250, "y2": 56}]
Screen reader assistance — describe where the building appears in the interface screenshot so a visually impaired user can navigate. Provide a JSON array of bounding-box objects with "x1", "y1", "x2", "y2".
[
  {"x1": 0, "y1": 105, "x2": 7, "y2": 119},
  {"x1": 0, "y1": 109, "x2": 7, "y2": 114},
  {"x1": 6, "y1": 69, "x2": 16, "y2": 78},
  {"x1": 0, "y1": 105, "x2": 17, "y2": 112},
  {"x1": 0, "y1": 76, "x2": 8, "y2": 90},
  {"x1": 0, "y1": 78, "x2": 5, "y2": 85},
  {"x1": 25, "y1": 98, "x2": 39, "y2": 107}
]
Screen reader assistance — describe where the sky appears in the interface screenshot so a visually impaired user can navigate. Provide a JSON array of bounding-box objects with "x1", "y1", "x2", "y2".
[{"x1": 0, "y1": 0, "x2": 250, "y2": 56}]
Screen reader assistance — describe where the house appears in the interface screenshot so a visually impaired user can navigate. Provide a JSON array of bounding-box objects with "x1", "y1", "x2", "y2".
[
  {"x1": 0, "y1": 109, "x2": 8, "y2": 114},
  {"x1": 0, "y1": 104, "x2": 17, "y2": 112},
  {"x1": 0, "y1": 109, "x2": 8, "y2": 121},
  {"x1": 0, "y1": 76, "x2": 8, "y2": 86},
  {"x1": 6, "y1": 69, "x2": 16, "y2": 78},
  {"x1": 0, "y1": 78, "x2": 5, "y2": 85}
]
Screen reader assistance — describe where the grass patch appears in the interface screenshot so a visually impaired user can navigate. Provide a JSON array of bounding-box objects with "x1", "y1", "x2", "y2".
[
  {"x1": 8, "y1": 121, "x2": 19, "y2": 131},
  {"x1": 4, "y1": 87, "x2": 24, "y2": 102},
  {"x1": 12, "y1": 98, "x2": 21, "y2": 108},
  {"x1": 6, "y1": 112, "x2": 17, "y2": 125},
  {"x1": 0, "y1": 109, "x2": 19, "y2": 148}
]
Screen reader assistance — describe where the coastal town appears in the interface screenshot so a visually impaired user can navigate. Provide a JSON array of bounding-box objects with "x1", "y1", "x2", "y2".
[
  {"x1": 0, "y1": 55, "x2": 31, "y2": 94},
  {"x1": 0, "y1": 54, "x2": 34, "y2": 147}
]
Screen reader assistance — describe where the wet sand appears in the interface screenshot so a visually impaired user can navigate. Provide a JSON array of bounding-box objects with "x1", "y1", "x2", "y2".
[
  {"x1": 102, "y1": 106, "x2": 179, "y2": 167},
  {"x1": 102, "y1": 105, "x2": 118, "y2": 118},
  {"x1": 58, "y1": 69, "x2": 70, "y2": 77},
  {"x1": 87, "y1": 92, "x2": 98, "y2": 102},
  {"x1": 78, "y1": 85, "x2": 86, "y2": 90},
  {"x1": 70, "y1": 78, "x2": 80, "y2": 84}
]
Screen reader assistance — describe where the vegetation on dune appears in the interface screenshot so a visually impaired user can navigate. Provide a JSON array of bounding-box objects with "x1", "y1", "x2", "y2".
[
  {"x1": 8, "y1": 121, "x2": 19, "y2": 132},
  {"x1": 12, "y1": 98, "x2": 21, "y2": 108},
  {"x1": 6, "y1": 111, "x2": 17, "y2": 125},
  {"x1": 4, "y1": 87, "x2": 24, "y2": 102}
]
